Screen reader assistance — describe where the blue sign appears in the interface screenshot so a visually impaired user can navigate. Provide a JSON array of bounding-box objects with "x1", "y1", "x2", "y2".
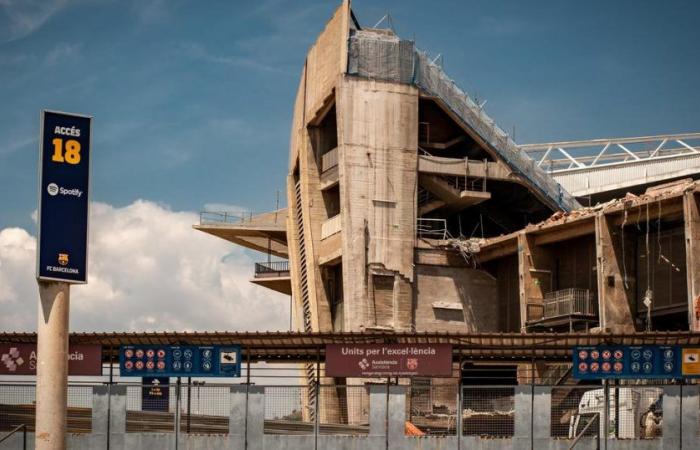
[
  {"x1": 120, "y1": 345, "x2": 241, "y2": 378},
  {"x1": 573, "y1": 345, "x2": 683, "y2": 379},
  {"x1": 37, "y1": 110, "x2": 92, "y2": 283},
  {"x1": 142, "y1": 377, "x2": 169, "y2": 412}
]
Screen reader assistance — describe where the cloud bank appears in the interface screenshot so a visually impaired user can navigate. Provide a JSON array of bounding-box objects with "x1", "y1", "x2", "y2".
[{"x1": 0, "y1": 200, "x2": 289, "y2": 332}]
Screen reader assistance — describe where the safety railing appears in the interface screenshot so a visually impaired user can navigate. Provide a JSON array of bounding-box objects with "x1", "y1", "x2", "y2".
[
  {"x1": 527, "y1": 289, "x2": 597, "y2": 325},
  {"x1": 416, "y1": 218, "x2": 448, "y2": 240},
  {"x1": 254, "y1": 261, "x2": 290, "y2": 278},
  {"x1": 199, "y1": 209, "x2": 285, "y2": 226}
]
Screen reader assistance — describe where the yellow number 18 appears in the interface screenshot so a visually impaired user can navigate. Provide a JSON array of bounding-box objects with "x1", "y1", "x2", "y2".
[{"x1": 51, "y1": 138, "x2": 81, "y2": 165}]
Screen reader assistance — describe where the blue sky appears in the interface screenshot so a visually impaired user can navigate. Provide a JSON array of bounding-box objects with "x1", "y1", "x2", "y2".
[{"x1": 1, "y1": 0, "x2": 699, "y2": 231}]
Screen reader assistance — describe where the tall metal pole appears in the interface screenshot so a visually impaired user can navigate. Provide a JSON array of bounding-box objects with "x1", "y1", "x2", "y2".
[{"x1": 35, "y1": 281, "x2": 70, "y2": 450}]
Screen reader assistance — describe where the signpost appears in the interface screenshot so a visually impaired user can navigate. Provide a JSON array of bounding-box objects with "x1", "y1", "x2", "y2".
[
  {"x1": 35, "y1": 110, "x2": 91, "y2": 450},
  {"x1": 325, "y1": 344, "x2": 453, "y2": 377},
  {"x1": 119, "y1": 345, "x2": 241, "y2": 378}
]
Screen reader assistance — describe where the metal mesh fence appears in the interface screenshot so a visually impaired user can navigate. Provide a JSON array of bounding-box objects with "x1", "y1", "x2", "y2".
[
  {"x1": 406, "y1": 382, "x2": 458, "y2": 436},
  {"x1": 126, "y1": 384, "x2": 175, "y2": 433},
  {"x1": 0, "y1": 384, "x2": 93, "y2": 433},
  {"x1": 318, "y1": 385, "x2": 368, "y2": 435},
  {"x1": 264, "y1": 386, "x2": 314, "y2": 435},
  {"x1": 610, "y1": 386, "x2": 662, "y2": 440},
  {"x1": 0, "y1": 384, "x2": 35, "y2": 432},
  {"x1": 551, "y1": 386, "x2": 602, "y2": 439},
  {"x1": 125, "y1": 383, "x2": 230, "y2": 434},
  {"x1": 461, "y1": 386, "x2": 514, "y2": 437},
  {"x1": 179, "y1": 384, "x2": 230, "y2": 435}
]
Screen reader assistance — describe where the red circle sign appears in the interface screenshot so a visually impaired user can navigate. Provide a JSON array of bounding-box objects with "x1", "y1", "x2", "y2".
[{"x1": 578, "y1": 362, "x2": 588, "y2": 372}]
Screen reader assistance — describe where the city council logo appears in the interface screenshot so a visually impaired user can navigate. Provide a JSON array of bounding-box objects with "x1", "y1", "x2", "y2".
[
  {"x1": 58, "y1": 253, "x2": 69, "y2": 266},
  {"x1": 47, "y1": 183, "x2": 59, "y2": 196}
]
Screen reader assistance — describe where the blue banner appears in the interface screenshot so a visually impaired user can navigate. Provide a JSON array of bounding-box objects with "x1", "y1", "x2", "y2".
[
  {"x1": 120, "y1": 345, "x2": 241, "y2": 378},
  {"x1": 37, "y1": 110, "x2": 92, "y2": 283},
  {"x1": 142, "y1": 377, "x2": 169, "y2": 412},
  {"x1": 573, "y1": 345, "x2": 682, "y2": 380}
]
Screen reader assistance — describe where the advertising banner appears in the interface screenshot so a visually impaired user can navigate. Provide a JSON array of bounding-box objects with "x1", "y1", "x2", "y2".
[
  {"x1": 325, "y1": 344, "x2": 453, "y2": 377},
  {"x1": 37, "y1": 110, "x2": 92, "y2": 283},
  {"x1": 0, "y1": 344, "x2": 101, "y2": 375}
]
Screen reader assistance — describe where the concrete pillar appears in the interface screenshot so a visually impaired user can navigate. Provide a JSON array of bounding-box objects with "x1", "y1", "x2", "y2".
[
  {"x1": 684, "y1": 192, "x2": 700, "y2": 330},
  {"x1": 681, "y1": 385, "x2": 699, "y2": 449},
  {"x1": 108, "y1": 385, "x2": 126, "y2": 449},
  {"x1": 387, "y1": 385, "x2": 406, "y2": 450},
  {"x1": 229, "y1": 386, "x2": 247, "y2": 448},
  {"x1": 247, "y1": 386, "x2": 264, "y2": 450},
  {"x1": 595, "y1": 213, "x2": 636, "y2": 333},
  {"x1": 662, "y1": 385, "x2": 681, "y2": 450},
  {"x1": 368, "y1": 384, "x2": 387, "y2": 437},
  {"x1": 513, "y1": 385, "x2": 532, "y2": 450},
  {"x1": 532, "y1": 386, "x2": 551, "y2": 448},
  {"x1": 36, "y1": 281, "x2": 70, "y2": 450},
  {"x1": 91, "y1": 385, "x2": 109, "y2": 447}
]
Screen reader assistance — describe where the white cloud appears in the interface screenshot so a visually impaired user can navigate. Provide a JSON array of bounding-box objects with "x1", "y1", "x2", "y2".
[
  {"x1": 44, "y1": 42, "x2": 81, "y2": 65},
  {"x1": 0, "y1": 200, "x2": 289, "y2": 332},
  {"x1": 0, "y1": 0, "x2": 70, "y2": 43}
]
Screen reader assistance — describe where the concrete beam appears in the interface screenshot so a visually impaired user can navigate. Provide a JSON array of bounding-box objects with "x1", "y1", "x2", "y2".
[
  {"x1": 595, "y1": 213, "x2": 636, "y2": 333},
  {"x1": 517, "y1": 233, "x2": 553, "y2": 331}
]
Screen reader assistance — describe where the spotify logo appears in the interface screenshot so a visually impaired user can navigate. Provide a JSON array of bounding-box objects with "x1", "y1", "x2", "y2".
[{"x1": 47, "y1": 183, "x2": 59, "y2": 196}]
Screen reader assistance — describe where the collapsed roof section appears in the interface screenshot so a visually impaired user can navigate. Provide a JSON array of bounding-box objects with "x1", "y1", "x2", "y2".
[{"x1": 346, "y1": 27, "x2": 581, "y2": 213}]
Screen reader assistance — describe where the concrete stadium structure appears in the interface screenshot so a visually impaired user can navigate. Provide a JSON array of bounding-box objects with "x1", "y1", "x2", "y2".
[{"x1": 195, "y1": 1, "x2": 700, "y2": 384}]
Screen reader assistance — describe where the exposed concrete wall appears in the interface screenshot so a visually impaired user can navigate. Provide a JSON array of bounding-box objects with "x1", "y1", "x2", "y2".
[
  {"x1": 685, "y1": 192, "x2": 700, "y2": 330},
  {"x1": 517, "y1": 233, "x2": 555, "y2": 331},
  {"x1": 595, "y1": 213, "x2": 637, "y2": 333},
  {"x1": 336, "y1": 77, "x2": 419, "y2": 331},
  {"x1": 414, "y1": 265, "x2": 499, "y2": 332},
  {"x1": 286, "y1": 1, "x2": 351, "y2": 333}
]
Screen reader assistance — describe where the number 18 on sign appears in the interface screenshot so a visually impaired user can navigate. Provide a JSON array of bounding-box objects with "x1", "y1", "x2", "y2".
[{"x1": 37, "y1": 110, "x2": 91, "y2": 283}]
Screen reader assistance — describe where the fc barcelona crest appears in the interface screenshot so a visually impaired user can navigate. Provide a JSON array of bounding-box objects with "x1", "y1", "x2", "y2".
[
  {"x1": 407, "y1": 358, "x2": 418, "y2": 370},
  {"x1": 58, "y1": 253, "x2": 69, "y2": 266}
]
